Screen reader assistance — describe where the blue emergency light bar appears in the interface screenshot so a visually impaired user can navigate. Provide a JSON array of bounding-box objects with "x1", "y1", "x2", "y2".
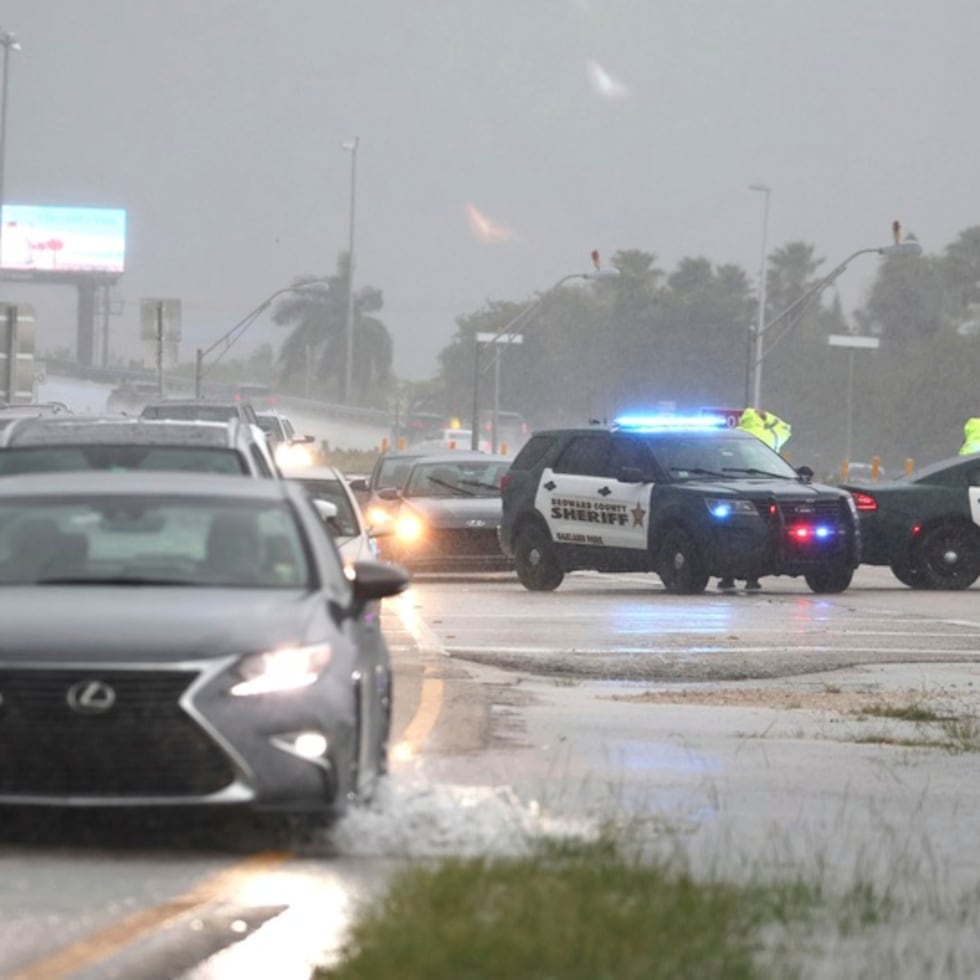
[{"x1": 613, "y1": 414, "x2": 728, "y2": 432}]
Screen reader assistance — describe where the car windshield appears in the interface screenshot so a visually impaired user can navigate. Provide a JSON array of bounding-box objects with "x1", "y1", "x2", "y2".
[
  {"x1": 0, "y1": 446, "x2": 248, "y2": 477},
  {"x1": 296, "y1": 477, "x2": 359, "y2": 536},
  {"x1": 0, "y1": 495, "x2": 311, "y2": 588},
  {"x1": 405, "y1": 460, "x2": 508, "y2": 498},
  {"x1": 375, "y1": 456, "x2": 418, "y2": 490},
  {"x1": 648, "y1": 434, "x2": 799, "y2": 482}
]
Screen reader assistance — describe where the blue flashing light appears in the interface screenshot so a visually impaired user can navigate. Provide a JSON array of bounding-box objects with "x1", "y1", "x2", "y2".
[
  {"x1": 815, "y1": 526, "x2": 832, "y2": 540},
  {"x1": 613, "y1": 414, "x2": 727, "y2": 432},
  {"x1": 710, "y1": 503, "x2": 732, "y2": 519}
]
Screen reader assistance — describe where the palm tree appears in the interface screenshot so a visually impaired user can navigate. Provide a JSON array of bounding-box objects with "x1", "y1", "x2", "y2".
[{"x1": 272, "y1": 252, "x2": 393, "y2": 404}]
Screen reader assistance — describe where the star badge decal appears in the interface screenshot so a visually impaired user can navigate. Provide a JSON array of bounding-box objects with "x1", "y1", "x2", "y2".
[{"x1": 631, "y1": 503, "x2": 646, "y2": 527}]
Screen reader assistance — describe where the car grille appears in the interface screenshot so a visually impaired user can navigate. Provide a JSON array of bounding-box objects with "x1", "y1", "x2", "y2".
[
  {"x1": 0, "y1": 669, "x2": 235, "y2": 797},
  {"x1": 428, "y1": 527, "x2": 503, "y2": 557},
  {"x1": 778, "y1": 498, "x2": 846, "y2": 523}
]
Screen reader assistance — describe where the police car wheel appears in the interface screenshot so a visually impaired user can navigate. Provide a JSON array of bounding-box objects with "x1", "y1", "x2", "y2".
[
  {"x1": 916, "y1": 523, "x2": 980, "y2": 591},
  {"x1": 804, "y1": 561, "x2": 854, "y2": 594},
  {"x1": 514, "y1": 525, "x2": 564, "y2": 592},
  {"x1": 658, "y1": 528, "x2": 708, "y2": 594},
  {"x1": 889, "y1": 556, "x2": 929, "y2": 589}
]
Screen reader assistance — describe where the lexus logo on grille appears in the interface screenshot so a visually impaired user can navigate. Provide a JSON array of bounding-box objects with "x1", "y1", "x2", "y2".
[
  {"x1": 466, "y1": 519, "x2": 488, "y2": 527},
  {"x1": 66, "y1": 680, "x2": 117, "y2": 715}
]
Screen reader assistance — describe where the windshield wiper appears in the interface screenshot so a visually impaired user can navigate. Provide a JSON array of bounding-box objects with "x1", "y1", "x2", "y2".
[
  {"x1": 669, "y1": 466, "x2": 728, "y2": 480},
  {"x1": 427, "y1": 478, "x2": 474, "y2": 496},
  {"x1": 722, "y1": 467, "x2": 796, "y2": 480},
  {"x1": 459, "y1": 479, "x2": 500, "y2": 491}
]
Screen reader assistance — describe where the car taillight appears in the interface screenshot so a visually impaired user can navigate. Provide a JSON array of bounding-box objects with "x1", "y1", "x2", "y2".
[
  {"x1": 499, "y1": 473, "x2": 511, "y2": 491},
  {"x1": 851, "y1": 492, "x2": 878, "y2": 512}
]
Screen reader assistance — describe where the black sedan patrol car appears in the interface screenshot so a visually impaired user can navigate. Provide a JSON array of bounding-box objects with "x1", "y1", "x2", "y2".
[
  {"x1": 842, "y1": 453, "x2": 980, "y2": 589},
  {"x1": 499, "y1": 416, "x2": 861, "y2": 594}
]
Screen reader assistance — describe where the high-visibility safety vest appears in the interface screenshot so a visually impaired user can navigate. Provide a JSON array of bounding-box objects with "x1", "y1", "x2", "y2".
[
  {"x1": 737, "y1": 407, "x2": 792, "y2": 452},
  {"x1": 959, "y1": 417, "x2": 980, "y2": 456}
]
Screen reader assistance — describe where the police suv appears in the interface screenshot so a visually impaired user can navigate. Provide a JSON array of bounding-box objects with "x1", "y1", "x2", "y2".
[{"x1": 499, "y1": 415, "x2": 861, "y2": 594}]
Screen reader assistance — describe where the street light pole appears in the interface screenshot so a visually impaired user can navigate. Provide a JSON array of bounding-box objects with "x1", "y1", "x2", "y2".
[
  {"x1": 469, "y1": 265, "x2": 620, "y2": 450},
  {"x1": 341, "y1": 137, "x2": 359, "y2": 405},
  {"x1": 194, "y1": 279, "x2": 330, "y2": 398},
  {"x1": 748, "y1": 238, "x2": 921, "y2": 407},
  {"x1": 0, "y1": 29, "x2": 22, "y2": 261},
  {"x1": 748, "y1": 184, "x2": 771, "y2": 407}
]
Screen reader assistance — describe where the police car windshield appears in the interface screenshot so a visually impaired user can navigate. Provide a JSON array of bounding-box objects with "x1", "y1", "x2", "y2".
[{"x1": 646, "y1": 433, "x2": 799, "y2": 482}]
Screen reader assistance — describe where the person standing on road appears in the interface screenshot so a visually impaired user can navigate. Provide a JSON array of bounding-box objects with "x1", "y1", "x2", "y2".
[
  {"x1": 718, "y1": 407, "x2": 793, "y2": 593},
  {"x1": 958, "y1": 417, "x2": 980, "y2": 455},
  {"x1": 736, "y1": 407, "x2": 792, "y2": 453}
]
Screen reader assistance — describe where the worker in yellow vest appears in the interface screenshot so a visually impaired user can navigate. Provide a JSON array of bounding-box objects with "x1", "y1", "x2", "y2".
[
  {"x1": 736, "y1": 407, "x2": 792, "y2": 453},
  {"x1": 718, "y1": 408, "x2": 793, "y2": 593},
  {"x1": 959, "y1": 417, "x2": 980, "y2": 455}
]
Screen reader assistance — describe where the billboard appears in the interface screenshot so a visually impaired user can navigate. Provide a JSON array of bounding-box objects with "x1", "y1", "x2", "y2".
[{"x1": 0, "y1": 204, "x2": 126, "y2": 275}]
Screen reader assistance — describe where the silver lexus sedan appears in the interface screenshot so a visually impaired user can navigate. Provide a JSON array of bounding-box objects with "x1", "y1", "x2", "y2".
[{"x1": 0, "y1": 471, "x2": 407, "y2": 821}]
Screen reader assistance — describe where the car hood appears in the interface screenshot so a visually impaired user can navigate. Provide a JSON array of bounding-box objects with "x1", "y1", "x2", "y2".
[
  {"x1": 678, "y1": 478, "x2": 846, "y2": 499},
  {"x1": 0, "y1": 587, "x2": 330, "y2": 663},
  {"x1": 402, "y1": 495, "x2": 503, "y2": 528}
]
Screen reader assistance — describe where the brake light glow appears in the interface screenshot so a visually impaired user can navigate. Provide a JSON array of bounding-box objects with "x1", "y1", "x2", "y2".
[
  {"x1": 499, "y1": 473, "x2": 511, "y2": 491},
  {"x1": 851, "y1": 492, "x2": 878, "y2": 512}
]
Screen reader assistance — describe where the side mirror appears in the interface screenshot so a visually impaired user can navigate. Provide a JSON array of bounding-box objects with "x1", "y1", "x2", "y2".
[
  {"x1": 347, "y1": 476, "x2": 369, "y2": 492},
  {"x1": 349, "y1": 559, "x2": 410, "y2": 605},
  {"x1": 378, "y1": 487, "x2": 400, "y2": 501},
  {"x1": 796, "y1": 465, "x2": 814, "y2": 482},
  {"x1": 314, "y1": 499, "x2": 339, "y2": 523},
  {"x1": 617, "y1": 465, "x2": 648, "y2": 484},
  {"x1": 290, "y1": 434, "x2": 316, "y2": 445}
]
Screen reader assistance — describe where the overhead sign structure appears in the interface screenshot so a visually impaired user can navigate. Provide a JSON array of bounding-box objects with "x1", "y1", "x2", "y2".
[
  {"x1": 827, "y1": 333, "x2": 880, "y2": 350},
  {"x1": 0, "y1": 304, "x2": 37, "y2": 404},
  {"x1": 476, "y1": 332, "x2": 524, "y2": 345},
  {"x1": 140, "y1": 298, "x2": 182, "y2": 373},
  {"x1": 0, "y1": 204, "x2": 127, "y2": 276}
]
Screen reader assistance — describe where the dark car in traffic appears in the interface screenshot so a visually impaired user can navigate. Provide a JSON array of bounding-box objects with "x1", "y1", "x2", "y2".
[
  {"x1": 0, "y1": 472, "x2": 407, "y2": 819},
  {"x1": 842, "y1": 452, "x2": 980, "y2": 589},
  {"x1": 376, "y1": 452, "x2": 513, "y2": 572}
]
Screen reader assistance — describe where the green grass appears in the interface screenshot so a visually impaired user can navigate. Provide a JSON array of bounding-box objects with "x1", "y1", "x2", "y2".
[
  {"x1": 316, "y1": 838, "x2": 829, "y2": 980},
  {"x1": 848, "y1": 701, "x2": 980, "y2": 754}
]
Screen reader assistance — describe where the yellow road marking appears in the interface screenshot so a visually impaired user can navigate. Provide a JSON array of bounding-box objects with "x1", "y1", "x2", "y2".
[
  {"x1": 11, "y1": 850, "x2": 290, "y2": 980},
  {"x1": 390, "y1": 588, "x2": 446, "y2": 757}
]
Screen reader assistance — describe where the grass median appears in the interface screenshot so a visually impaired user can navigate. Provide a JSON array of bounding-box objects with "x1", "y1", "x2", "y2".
[{"x1": 315, "y1": 837, "x2": 838, "y2": 979}]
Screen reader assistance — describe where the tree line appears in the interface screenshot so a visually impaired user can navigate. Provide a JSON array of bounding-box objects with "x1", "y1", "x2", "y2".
[{"x1": 273, "y1": 229, "x2": 980, "y2": 471}]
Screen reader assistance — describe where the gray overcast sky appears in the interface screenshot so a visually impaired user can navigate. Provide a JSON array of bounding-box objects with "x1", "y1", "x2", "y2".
[{"x1": 1, "y1": 0, "x2": 977, "y2": 379}]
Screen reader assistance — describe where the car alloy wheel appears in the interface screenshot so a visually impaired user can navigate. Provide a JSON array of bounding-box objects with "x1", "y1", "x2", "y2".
[{"x1": 916, "y1": 523, "x2": 980, "y2": 591}]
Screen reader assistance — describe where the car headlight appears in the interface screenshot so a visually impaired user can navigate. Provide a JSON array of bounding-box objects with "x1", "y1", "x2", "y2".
[
  {"x1": 705, "y1": 498, "x2": 758, "y2": 519},
  {"x1": 230, "y1": 642, "x2": 332, "y2": 697},
  {"x1": 366, "y1": 505, "x2": 392, "y2": 527},
  {"x1": 275, "y1": 443, "x2": 314, "y2": 468},
  {"x1": 395, "y1": 513, "x2": 425, "y2": 543}
]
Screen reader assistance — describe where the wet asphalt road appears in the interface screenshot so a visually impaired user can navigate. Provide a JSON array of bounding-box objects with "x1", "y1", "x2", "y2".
[{"x1": 2, "y1": 565, "x2": 979, "y2": 977}]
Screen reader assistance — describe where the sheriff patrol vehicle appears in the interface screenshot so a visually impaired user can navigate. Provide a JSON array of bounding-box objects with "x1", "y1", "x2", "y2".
[{"x1": 499, "y1": 415, "x2": 861, "y2": 594}]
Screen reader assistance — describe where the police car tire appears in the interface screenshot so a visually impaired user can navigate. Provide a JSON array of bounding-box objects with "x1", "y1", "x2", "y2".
[
  {"x1": 916, "y1": 523, "x2": 980, "y2": 591},
  {"x1": 804, "y1": 561, "x2": 853, "y2": 594},
  {"x1": 889, "y1": 556, "x2": 929, "y2": 589},
  {"x1": 658, "y1": 528, "x2": 709, "y2": 594},
  {"x1": 514, "y1": 525, "x2": 564, "y2": 592}
]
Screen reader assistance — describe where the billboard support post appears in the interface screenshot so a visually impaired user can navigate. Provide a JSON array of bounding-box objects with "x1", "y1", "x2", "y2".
[
  {"x1": 3, "y1": 304, "x2": 14, "y2": 401},
  {"x1": 156, "y1": 301, "x2": 164, "y2": 398}
]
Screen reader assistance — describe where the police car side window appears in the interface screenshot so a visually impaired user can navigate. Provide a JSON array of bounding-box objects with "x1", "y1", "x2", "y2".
[
  {"x1": 554, "y1": 435, "x2": 610, "y2": 476},
  {"x1": 511, "y1": 435, "x2": 556, "y2": 471},
  {"x1": 609, "y1": 437, "x2": 651, "y2": 477}
]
